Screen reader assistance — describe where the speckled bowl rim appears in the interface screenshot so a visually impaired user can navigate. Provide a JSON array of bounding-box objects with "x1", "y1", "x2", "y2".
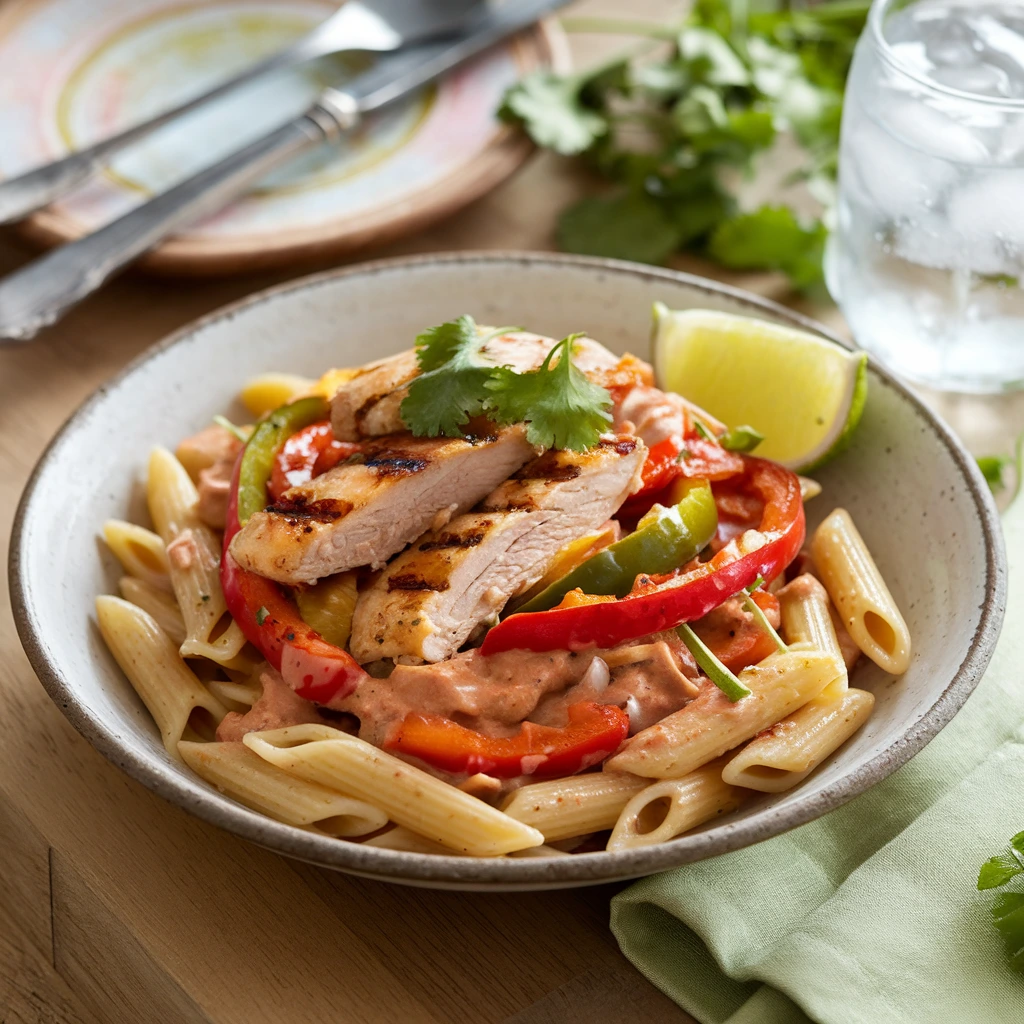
[{"x1": 9, "y1": 251, "x2": 1008, "y2": 889}]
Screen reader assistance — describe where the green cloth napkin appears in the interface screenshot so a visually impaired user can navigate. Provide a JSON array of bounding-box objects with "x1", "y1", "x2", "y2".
[{"x1": 611, "y1": 497, "x2": 1024, "y2": 1024}]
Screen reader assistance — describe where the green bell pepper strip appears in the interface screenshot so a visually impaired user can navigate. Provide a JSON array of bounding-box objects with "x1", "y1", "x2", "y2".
[
  {"x1": 236, "y1": 395, "x2": 329, "y2": 525},
  {"x1": 514, "y1": 478, "x2": 718, "y2": 614}
]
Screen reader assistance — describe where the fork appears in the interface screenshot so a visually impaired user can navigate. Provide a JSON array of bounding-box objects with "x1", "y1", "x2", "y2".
[{"x1": 0, "y1": 0, "x2": 479, "y2": 225}]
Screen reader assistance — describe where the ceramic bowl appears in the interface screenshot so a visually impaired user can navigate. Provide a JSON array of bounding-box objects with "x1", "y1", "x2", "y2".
[{"x1": 10, "y1": 252, "x2": 1006, "y2": 890}]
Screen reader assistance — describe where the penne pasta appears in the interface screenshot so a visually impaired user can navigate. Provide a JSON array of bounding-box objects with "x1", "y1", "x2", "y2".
[
  {"x1": 95, "y1": 596, "x2": 227, "y2": 758},
  {"x1": 361, "y1": 827, "x2": 460, "y2": 856},
  {"x1": 118, "y1": 575, "x2": 186, "y2": 645},
  {"x1": 721, "y1": 688, "x2": 875, "y2": 793},
  {"x1": 607, "y1": 760, "x2": 743, "y2": 852},
  {"x1": 778, "y1": 573, "x2": 848, "y2": 700},
  {"x1": 812, "y1": 509, "x2": 912, "y2": 675},
  {"x1": 102, "y1": 520, "x2": 172, "y2": 592},
  {"x1": 178, "y1": 741, "x2": 387, "y2": 837},
  {"x1": 506, "y1": 844, "x2": 573, "y2": 859},
  {"x1": 500, "y1": 772, "x2": 649, "y2": 842},
  {"x1": 206, "y1": 676, "x2": 262, "y2": 714},
  {"x1": 605, "y1": 647, "x2": 843, "y2": 779},
  {"x1": 146, "y1": 447, "x2": 246, "y2": 665},
  {"x1": 243, "y1": 725, "x2": 544, "y2": 857}
]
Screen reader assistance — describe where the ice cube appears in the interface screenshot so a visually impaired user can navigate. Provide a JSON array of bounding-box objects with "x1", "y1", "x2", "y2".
[
  {"x1": 947, "y1": 169, "x2": 1024, "y2": 275},
  {"x1": 842, "y1": 100, "x2": 957, "y2": 220},
  {"x1": 879, "y1": 96, "x2": 992, "y2": 164}
]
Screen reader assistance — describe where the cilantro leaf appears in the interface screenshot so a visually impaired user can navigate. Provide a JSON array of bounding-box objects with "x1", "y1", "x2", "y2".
[
  {"x1": 709, "y1": 205, "x2": 828, "y2": 288},
  {"x1": 558, "y1": 192, "x2": 684, "y2": 265},
  {"x1": 401, "y1": 316, "x2": 497, "y2": 438},
  {"x1": 978, "y1": 832, "x2": 1024, "y2": 973},
  {"x1": 485, "y1": 334, "x2": 613, "y2": 451},
  {"x1": 978, "y1": 455, "x2": 1013, "y2": 493},
  {"x1": 499, "y1": 73, "x2": 609, "y2": 156}
]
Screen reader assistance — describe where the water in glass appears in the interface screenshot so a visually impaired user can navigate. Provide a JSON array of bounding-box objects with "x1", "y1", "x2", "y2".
[{"x1": 828, "y1": 0, "x2": 1024, "y2": 392}]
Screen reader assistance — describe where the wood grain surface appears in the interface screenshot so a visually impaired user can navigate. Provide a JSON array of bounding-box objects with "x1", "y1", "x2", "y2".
[{"x1": 2, "y1": 2, "x2": 1022, "y2": 1022}]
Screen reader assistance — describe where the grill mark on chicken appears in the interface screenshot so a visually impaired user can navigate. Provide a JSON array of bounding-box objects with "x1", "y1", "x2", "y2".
[
  {"x1": 418, "y1": 528, "x2": 490, "y2": 552},
  {"x1": 263, "y1": 498, "x2": 353, "y2": 522},
  {"x1": 600, "y1": 436, "x2": 639, "y2": 456},
  {"x1": 513, "y1": 459, "x2": 582, "y2": 483},
  {"x1": 387, "y1": 574, "x2": 450, "y2": 593},
  {"x1": 362, "y1": 453, "x2": 429, "y2": 476}
]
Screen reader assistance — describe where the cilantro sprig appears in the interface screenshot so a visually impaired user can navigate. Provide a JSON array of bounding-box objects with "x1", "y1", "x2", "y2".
[
  {"x1": 500, "y1": 0, "x2": 869, "y2": 290},
  {"x1": 485, "y1": 333, "x2": 613, "y2": 451},
  {"x1": 400, "y1": 316, "x2": 507, "y2": 438},
  {"x1": 978, "y1": 831, "x2": 1024, "y2": 974},
  {"x1": 399, "y1": 318, "x2": 613, "y2": 452}
]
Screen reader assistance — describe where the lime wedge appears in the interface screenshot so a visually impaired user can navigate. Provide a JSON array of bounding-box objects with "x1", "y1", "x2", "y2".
[{"x1": 652, "y1": 304, "x2": 867, "y2": 472}]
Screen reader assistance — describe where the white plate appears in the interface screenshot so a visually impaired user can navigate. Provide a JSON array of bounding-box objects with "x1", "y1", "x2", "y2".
[{"x1": 10, "y1": 253, "x2": 1006, "y2": 890}]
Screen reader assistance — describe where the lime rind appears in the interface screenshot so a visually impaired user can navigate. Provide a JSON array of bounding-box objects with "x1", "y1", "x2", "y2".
[{"x1": 651, "y1": 305, "x2": 868, "y2": 473}]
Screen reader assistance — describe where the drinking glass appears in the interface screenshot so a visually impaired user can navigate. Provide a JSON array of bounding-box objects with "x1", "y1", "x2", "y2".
[{"x1": 827, "y1": 0, "x2": 1024, "y2": 392}]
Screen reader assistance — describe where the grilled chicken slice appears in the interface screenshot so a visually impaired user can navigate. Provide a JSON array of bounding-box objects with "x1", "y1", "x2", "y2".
[
  {"x1": 329, "y1": 350, "x2": 420, "y2": 442},
  {"x1": 330, "y1": 331, "x2": 622, "y2": 441},
  {"x1": 349, "y1": 436, "x2": 646, "y2": 663},
  {"x1": 229, "y1": 427, "x2": 535, "y2": 584}
]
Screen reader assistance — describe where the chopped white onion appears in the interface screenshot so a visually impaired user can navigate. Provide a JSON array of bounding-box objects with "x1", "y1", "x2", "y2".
[
  {"x1": 580, "y1": 656, "x2": 610, "y2": 693},
  {"x1": 625, "y1": 694, "x2": 643, "y2": 733}
]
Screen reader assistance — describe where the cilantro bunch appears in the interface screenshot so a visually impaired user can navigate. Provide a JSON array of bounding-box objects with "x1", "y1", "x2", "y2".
[
  {"x1": 499, "y1": 0, "x2": 869, "y2": 289},
  {"x1": 978, "y1": 832, "x2": 1024, "y2": 973},
  {"x1": 399, "y1": 316, "x2": 612, "y2": 451}
]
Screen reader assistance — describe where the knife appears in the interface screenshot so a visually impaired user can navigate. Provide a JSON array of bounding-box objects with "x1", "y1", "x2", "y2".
[{"x1": 0, "y1": 0, "x2": 570, "y2": 343}]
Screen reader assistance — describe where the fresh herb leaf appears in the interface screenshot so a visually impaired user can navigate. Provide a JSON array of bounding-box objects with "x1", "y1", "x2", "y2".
[
  {"x1": 499, "y1": 1, "x2": 866, "y2": 289},
  {"x1": 499, "y1": 72, "x2": 610, "y2": 155},
  {"x1": 977, "y1": 432, "x2": 1024, "y2": 504},
  {"x1": 256, "y1": 606, "x2": 269, "y2": 626},
  {"x1": 721, "y1": 424, "x2": 765, "y2": 452},
  {"x1": 978, "y1": 832, "x2": 1024, "y2": 973},
  {"x1": 677, "y1": 623, "x2": 752, "y2": 701},
  {"x1": 400, "y1": 316, "x2": 500, "y2": 438},
  {"x1": 485, "y1": 334, "x2": 613, "y2": 451},
  {"x1": 709, "y1": 205, "x2": 829, "y2": 287},
  {"x1": 213, "y1": 415, "x2": 248, "y2": 444},
  {"x1": 558, "y1": 192, "x2": 684, "y2": 265}
]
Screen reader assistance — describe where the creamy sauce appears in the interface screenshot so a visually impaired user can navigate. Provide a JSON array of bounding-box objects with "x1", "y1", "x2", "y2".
[
  {"x1": 216, "y1": 670, "x2": 339, "y2": 742},
  {"x1": 332, "y1": 632, "x2": 700, "y2": 748}
]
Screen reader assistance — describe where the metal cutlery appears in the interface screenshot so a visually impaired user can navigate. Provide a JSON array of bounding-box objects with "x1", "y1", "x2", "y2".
[
  {"x1": 0, "y1": 0, "x2": 480, "y2": 225},
  {"x1": 0, "y1": 0, "x2": 570, "y2": 343}
]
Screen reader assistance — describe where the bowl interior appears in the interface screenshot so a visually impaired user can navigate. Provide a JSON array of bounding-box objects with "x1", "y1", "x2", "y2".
[{"x1": 11, "y1": 253, "x2": 1005, "y2": 890}]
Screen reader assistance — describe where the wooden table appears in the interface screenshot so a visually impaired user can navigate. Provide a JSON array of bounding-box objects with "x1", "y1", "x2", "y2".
[{"x1": 2, "y1": 4, "x2": 1021, "y2": 1021}]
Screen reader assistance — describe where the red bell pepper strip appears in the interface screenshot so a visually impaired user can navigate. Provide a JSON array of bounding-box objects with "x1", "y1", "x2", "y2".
[
  {"x1": 221, "y1": 401, "x2": 367, "y2": 703},
  {"x1": 384, "y1": 701, "x2": 629, "y2": 779},
  {"x1": 267, "y1": 421, "x2": 359, "y2": 502},
  {"x1": 481, "y1": 456, "x2": 804, "y2": 655}
]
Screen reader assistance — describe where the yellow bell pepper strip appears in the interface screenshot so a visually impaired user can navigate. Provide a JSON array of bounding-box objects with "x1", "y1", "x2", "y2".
[
  {"x1": 515, "y1": 478, "x2": 718, "y2": 614},
  {"x1": 220, "y1": 398, "x2": 367, "y2": 703},
  {"x1": 481, "y1": 457, "x2": 804, "y2": 655}
]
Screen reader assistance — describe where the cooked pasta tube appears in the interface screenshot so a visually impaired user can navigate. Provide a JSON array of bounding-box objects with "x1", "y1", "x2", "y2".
[
  {"x1": 607, "y1": 760, "x2": 743, "y2": 852},
  {"x1": 178, "y1": 741, "x2": 387, "y2": 837},
  {"x1": 206, "y1": 676, "x2": 261, "y2": 714},
  {"x1": 778, "y1": 574, "x2": 847, "y2": 700},
  {"x1": 146, "y1": 447, "x2": 246, "y2": 665},
  {"x1": 96, "y1": 596, "x2": 227, "y2": 758},
  {"x1": 812, "y1": 509, "x2": 911, "y2": 675},
  {"x1": 721, "y1": 688, "x2": 875, "y2": 793},
  {"x1": 507, "y1": 844, "x2": 573, "y2": 859},
  {"x1": 118, "y1": 576, "x2": 186, "y2": 645},
  {"x1": 103, "y1": 520, "x2": 171, "y2": 592},
  {"x1": 500, "y1": 772, "x2": 649, "y2": 842},
  {"x1": 605, "y1": 647, "x2": 842, "y2": 779},
  {"x1": 361, "y1": 827, "x2": 459, "y2": 855},
  {"x1": 244, "y1": 725, "x2": 544, "y2": 857}
]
